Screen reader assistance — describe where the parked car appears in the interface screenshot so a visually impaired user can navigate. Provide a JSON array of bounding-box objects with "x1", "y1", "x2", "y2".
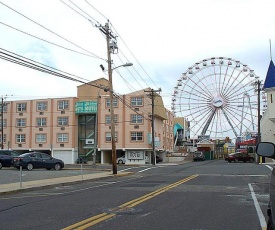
[
  {"x1": 256, "y1": 142, "x2": 275, "y2": 229},
  {"x1": 193, "y1": 151, "x2": 205, "y2": 161},
  {"x1": 13, "y1": 152, "x2": 64, "y2": 171},
  {"x1": 156, "y1": 155, "x2": 163, "y2": 163},
  {"x1": 0, "y1": 150, "x2": 20, "y2": 169},
  {"x1": 117, "y1": 155, "x2": 125, "y2": 164},
  {"x1": 225, "y1": 152, "x2": 254, "y2": 163}
]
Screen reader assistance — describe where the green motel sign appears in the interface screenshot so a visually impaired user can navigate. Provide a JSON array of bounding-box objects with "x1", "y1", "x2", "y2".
[{"x1": 75, "y1": 101, "x2": 97, "y2": 114}]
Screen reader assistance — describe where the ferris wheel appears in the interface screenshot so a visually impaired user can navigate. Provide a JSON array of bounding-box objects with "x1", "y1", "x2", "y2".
[{"x1": 171, "y1": 57, "x2": 265, "y2": 140}]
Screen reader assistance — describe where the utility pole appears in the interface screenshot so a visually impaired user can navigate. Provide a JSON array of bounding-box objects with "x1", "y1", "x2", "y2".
[
  {"x1": 106, "y1": 21, "x2": 117, "y2": 175},
  {"x1": 97, "y1": 21, "x2": 132, "y2": 174},
  {"x1": 0, "y1": 95, "x2": 11, "y2": 149},
  {"x1": 1, "y1": 96, "x2": 4, "y2": 149},
  {"x1": 256, "y1": 79, "x2": 264, "y2": 162},
  {"x1": 145, "y1": 88, "x2": 161, "y2": 165}
]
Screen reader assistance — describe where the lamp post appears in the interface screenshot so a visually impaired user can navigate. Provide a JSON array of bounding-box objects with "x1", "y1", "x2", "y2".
[
  {"x1": 108, "y1": 62, "x2": 133, "y2": 174},
  {"x1": 103, "y1": 20, "x2": 133, "y2": 174}
]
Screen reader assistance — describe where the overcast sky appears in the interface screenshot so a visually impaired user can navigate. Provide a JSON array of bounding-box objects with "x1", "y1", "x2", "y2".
[{"x1": 0, "y1": 0, "x2": 275, "y2": 111}]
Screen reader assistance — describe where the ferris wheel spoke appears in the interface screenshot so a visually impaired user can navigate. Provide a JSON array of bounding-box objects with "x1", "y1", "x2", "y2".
[
  {"x1": 201, "y1": 108, "x2": 216, "y2": 135},
  {"x1": 183, "y1": 76, "x2": 213, "y2": 99},
  {"x1": 173, "y1": 57, "x2": 259, "y2": 139},
  {"x1": 224, "y1": 73, "x2": 252, "y2": 100},
  {"x1": 221, "y1": 108, "x2": 239, "y2": 136}
]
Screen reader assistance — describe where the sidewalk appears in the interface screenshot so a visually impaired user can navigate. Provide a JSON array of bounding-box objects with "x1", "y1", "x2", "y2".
[{"x1": 0, "y1": 169, "x2": 132, "y2": 195}]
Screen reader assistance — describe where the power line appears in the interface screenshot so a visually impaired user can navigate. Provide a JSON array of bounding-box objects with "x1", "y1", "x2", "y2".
[
  {"x1": 84, "y1": 0, "x2": 109, "y2": 21},
  {"x1": 60, "y1": 0, "x2": 100, "y2": 26},
  {"x1": 0, "y1": 1, "x2": 104, "y2": 60},
  {"x1": 0, "y1": 21, "x2": 100, "y2": 59},
  {"x1": 0, "y1": 48, "x2": 152, "y2": 121}
]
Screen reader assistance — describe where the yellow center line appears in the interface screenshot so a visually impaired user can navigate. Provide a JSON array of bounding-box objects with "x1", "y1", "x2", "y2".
[
  {"x1": 120, "y1": 174, "x2": 198, "y2": 208},
  {"x1": 63, "y1": 174, "x2": 198, "y2": 230}
]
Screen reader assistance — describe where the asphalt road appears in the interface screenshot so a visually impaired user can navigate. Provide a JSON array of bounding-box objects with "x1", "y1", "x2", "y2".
[{"x1": 0, "y1": 160, "x2": 272, "y2": 230}]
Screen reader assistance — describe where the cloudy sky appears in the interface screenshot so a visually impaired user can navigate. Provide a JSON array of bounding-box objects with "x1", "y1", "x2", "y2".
[{"x1": 0, "y1": 0, "x2": 275, "y2": 112}]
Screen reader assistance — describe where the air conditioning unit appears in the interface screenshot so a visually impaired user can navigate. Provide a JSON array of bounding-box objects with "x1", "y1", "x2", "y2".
[{"x1": 85, "y1": 139, "x2": 94, "y2": 145}]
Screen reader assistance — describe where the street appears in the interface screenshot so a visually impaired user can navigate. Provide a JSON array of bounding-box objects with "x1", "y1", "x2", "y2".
[{"x1": 0, "y1": 160, "x2": 272, "y2": 230}]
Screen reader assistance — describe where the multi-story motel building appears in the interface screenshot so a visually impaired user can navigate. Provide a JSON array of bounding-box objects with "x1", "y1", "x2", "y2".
[{"x1": 0, "y1": 78, "x2": 175, "y2": 164}]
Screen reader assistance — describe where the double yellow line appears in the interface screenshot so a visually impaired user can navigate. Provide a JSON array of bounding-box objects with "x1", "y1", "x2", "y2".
[{"x1": 63, "y1": 174, "x2": 198, "y2": 230}]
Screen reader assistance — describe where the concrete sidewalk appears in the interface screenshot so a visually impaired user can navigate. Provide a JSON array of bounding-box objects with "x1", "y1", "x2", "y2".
[{"x1": 0, "y1": 170, "x2": 132, "y2": 195}]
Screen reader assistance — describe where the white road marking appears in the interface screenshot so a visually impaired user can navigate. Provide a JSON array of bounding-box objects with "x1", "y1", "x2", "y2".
[
  {"x1": 248, "y1": 183, "x2": 267, "y2": 230},
  {"x1": 137, "y1": 167, "x2": 154, "y2": 173},
  {"x1": 265, "y1": 165, "x2": 273, "y2": 171}
]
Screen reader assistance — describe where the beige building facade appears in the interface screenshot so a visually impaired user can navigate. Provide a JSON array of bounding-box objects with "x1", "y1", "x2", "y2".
[{"x1": 1, "y1": 78, "x2": 174, "y2": 164}]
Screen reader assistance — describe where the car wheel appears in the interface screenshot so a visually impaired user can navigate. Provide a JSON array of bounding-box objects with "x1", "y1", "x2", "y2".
[
  {"x1": 27, "y1": 163, "x2": 34, "y2": 171},
  {"x1": 234, "y1": 159, "x2": 238, "y2": 163},
  {"x1": 118, "y1": 160, "x2": 123, "y2": 164},
  {"x1": 249, "y1": 158, "x2": 254, "y2": 163},
  {"x1": 54, "y1": 163, "x2": 62, "y2": 170},
  {"x1": 0, "y1": 161, "x2": 2, "y2": 169}
]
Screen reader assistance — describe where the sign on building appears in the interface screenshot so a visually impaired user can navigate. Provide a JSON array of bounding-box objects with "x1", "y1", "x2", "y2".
[{"x1": 75, "y1": 101, "x2": 97, "y2": 114}]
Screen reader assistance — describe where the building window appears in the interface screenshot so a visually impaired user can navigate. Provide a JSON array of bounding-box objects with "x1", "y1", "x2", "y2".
[
  {"x1": 36, "y1": 134, "x2": 46, "y2": 143},
  {"x1": 105, "y1": 115, "x2": 118, "y2": 125},
  {"x1": 58, "y1": 100, "x2": 69, "y2": 110},
  {"x1": 131, "y1": 132, "x2": 143, "y2": 141},
  {"x1": 36, "y1": 117, "x2": 47, "y2": 126},
  {"x1": 16, "y1": 134, "x2": 26, "y2": 143},
  {"x1": 131, "y1": 114, "x2": 143, "y2": 124},
  {"x1": 105, "y1": 132, "x2": 118, "y2": 142},
  {"x1": 17, "y1": 103, "x2": 27, "y2": 112},
  {"x1": 131, "y1": 97, "x2": 143, "y2": 106},
  {"x1": 0, "y1": 104, "x2": 7, "y2": 113},
  {"x1": 37, "y1": 102, "x2": 47, "y2": 111},
  {"x1": 0, "y1": 134, "x2": 6, "y2": 143},
  {"x1": 3, "y1": 119, "x2": 7, "y2": 128},
  {"x1": 57, "y1": 133, "x2": 68, "y2": 142},
  {"x1": 106, "y1": 98, "x2": 118, "y2": 107},
  {"x1": 271, "y1": 94, "x2": 273, "y2": 103},
  {"x1": 57, "y1": 117, "x2": 68, "y2": 126},
  {"x1": 16, "y1": 118, "x2": 26, "y2": 127}
]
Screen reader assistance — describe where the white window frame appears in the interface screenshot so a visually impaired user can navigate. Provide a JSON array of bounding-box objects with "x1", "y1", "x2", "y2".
[
  {"x1": 106, "y1": 98, "x2": 118, "y2": 107},
  {"x1": 131, "y1": 97, "x2": 143, "y2": 106},
  {"x1": 131, "y1": 132, "x2": 143, "y2": 141},
  {"x1": 16, "y1": 134, "x2": 26, "y2": 143},
  {"x1": 36, "y1": 117, "x2": 47, "y2": 127},
  {"x1": 58, "y1": 100, "x2": 69, "y2": 110},
  {"x1": 17, "y1": 103, "x2": 27, "y2": 112},
  {"x1": 37, "y1": 102, "x2": 47, "y2": 111},
  {"x1": 57, "y1": 133, "x2": 68, "y2": 142},
  {"x1": 57, "y1": 117, "x2": 68, "y2": 126},
  {"x1": 105, "y1": 115, "x2": 118, "y2": 125},
  {"x1": 131, "y1": 114, "x2": 143, "y2": 124},
  {"x1": 105, "y1": 132, "x2": 118, "y2": 142},
  {"x1": 36, "y1": 134, "x2": 46, "y2": 143},
  {"x1": 0, "y1": 134, "x2": 6, "y2": 143},
  {"x1": 16, "y1": 118, "x2": 26, "y2": 127}
]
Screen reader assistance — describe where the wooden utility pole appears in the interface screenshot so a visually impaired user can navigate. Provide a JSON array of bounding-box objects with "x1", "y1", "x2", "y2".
[{"x1": 145, "y1": 88, "x2": 161, "y2": 165}]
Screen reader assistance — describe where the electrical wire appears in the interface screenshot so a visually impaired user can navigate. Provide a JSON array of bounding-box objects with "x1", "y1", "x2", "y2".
[
  {"x1": 0, "y1": 48, "x2": 152, "y2": 121},
  {"x1": 0, "y1": 21, "x2": 100, "y2": 59},
  {"x1": 0, "y1": 1, "x2": 104, "y2": 60}
]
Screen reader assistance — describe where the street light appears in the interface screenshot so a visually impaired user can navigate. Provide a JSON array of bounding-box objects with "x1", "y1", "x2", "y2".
[{"x1": 107, "y1": 63, "x2": 133, "y2": 174}]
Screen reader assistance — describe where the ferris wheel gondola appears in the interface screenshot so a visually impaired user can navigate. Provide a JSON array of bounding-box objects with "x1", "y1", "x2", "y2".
[{"x1": 171, "y1": 57, "x2": 265, "y2": 140}]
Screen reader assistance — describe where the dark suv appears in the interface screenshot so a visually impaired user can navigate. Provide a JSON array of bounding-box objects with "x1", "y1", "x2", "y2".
[
  {"x1": 256, "y1": 142, "x2": 275, "y2": 229},
  {"x1": 0, "y1": 150, "x2": 20, "y2": 169}
]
